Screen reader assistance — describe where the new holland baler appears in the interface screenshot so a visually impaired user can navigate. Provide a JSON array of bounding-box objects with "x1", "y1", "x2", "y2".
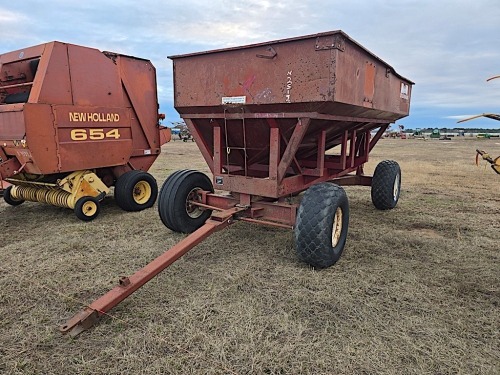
[{"x1": 0, "y1": 42, "x2": 170, "y2": 220}]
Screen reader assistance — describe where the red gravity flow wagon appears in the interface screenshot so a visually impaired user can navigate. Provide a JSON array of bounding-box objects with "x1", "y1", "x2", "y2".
[{"x1": 61, "y1": 31, "x2": 413, "y2": 335}]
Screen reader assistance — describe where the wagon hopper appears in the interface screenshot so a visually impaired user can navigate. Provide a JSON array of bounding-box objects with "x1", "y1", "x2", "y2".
[
  {"x1": 0, "y1": 42, "x2": 170, "y2": 220},
  {"x1": 61, "y1": 31, "x2": 413, "y2": 335}
]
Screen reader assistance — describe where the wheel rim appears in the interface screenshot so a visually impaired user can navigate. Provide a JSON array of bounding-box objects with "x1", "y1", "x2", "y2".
[
  {"x1": 82, "y1": 200, "x2": 98, "y2": 217},
  {"x1": 393, "y1": 173, "x2": 400, "y2": 201},
  {"x1": 331, "y1": 207, "x2": 343, "y2": 247},
  {"x1": 185, "y1": 187, "x2": 204, "y2": 218},
  {"x1": 133, "y1": 181, "x2": 152, "y2": 204}
]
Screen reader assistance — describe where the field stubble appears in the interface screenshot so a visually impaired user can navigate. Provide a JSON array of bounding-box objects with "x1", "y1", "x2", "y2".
[{"x1": 0, "y1": 138, "x2": 499, "y2": 374}]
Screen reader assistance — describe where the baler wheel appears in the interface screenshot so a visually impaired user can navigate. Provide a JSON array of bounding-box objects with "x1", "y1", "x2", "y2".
[
  {"x1": 3, "y1": 186, "x2": 24, "y2": 206},
  {"x1": 158, "y1": 169, "x2": 213, "y2": 233},
  {"x1": 115, "y1": 171, "x2": 158, "y2": 212},
  {"x1": 371, "y1": 160, "x2": 401, "y2": 210},
  {"x1": 294, "y1": 183, "x2": 349, "y2": 268},
  {"x1": 74, "y1": 196, "x2": 100, "y2": 221}
]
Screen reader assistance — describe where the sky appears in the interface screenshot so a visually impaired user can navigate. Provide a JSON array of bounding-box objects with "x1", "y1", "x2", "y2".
[{"x1": 1, "y1": 0, "x2": 499, "y2": 130}]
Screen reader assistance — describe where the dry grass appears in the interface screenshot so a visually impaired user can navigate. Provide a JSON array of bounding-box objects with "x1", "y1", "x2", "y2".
[{"x1": 0, "y1": 137, "x2": 499, "y2": 374}]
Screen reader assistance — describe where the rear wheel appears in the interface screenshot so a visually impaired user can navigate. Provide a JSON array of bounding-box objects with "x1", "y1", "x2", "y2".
[
  {"x1": 115, "y1": 171, "x2": 158, "y2": 212},
  {"x1": 294, "y1": 183, "x2": 349, "y2": 268},
  {"x1": 158, "y1": 170, "x2": 213, "y2": 233},
  {"x1": 3, "y1": 186, "x2": 24, "y2": 206},
  {"x1": 74, "y1": 196, "x2": 100, "y2": 221},
  {"x1": 371, "y1": 160, "x2": 401, "y2": 210}
]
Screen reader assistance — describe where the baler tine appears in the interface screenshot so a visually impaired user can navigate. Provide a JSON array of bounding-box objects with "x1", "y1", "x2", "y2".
[{"x1": 60, "y1": 206, "x2": 244, "y2": 336}]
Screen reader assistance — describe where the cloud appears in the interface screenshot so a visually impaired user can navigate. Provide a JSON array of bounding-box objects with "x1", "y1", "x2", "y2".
[
  {"x1": 0, "y1": 8, "x2": 29, "y2": 43},
  {"x1": 0, "y1": 8, "x2": 26, "y2": 23},
  {"x1": 445, "y1": 115, "x2": 480, "y2": 120}
]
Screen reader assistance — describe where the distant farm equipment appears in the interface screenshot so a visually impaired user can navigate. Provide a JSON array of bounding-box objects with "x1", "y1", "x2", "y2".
[
  {"x1": 412, "y1": 128, "x2": 425, "y2": 139},
  {"x1": 398, "y1": 125, "x2": 407, "y2": 139},
  {"x1": 171, "y1": 122, "x2": 194, "y2": 142},
  {"x1": 384, "y1": 124, "x2": 406, "y2": 139},
  {"x1": 476, "y1": 133, "x2": 499, "y2": 139},
  {"x1": 0, "y1": 42, "x2": 170, "y2": 220},
  {"x1": 476, "y1": 149, "x2": 500, "y2": 174},
  {"x1": 430, "y1": 128, "x2": 441, "y2": 139}
]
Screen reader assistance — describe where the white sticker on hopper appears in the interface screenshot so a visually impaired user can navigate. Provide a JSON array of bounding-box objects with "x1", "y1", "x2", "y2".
[
  {"x1": 400, "y1": 83, "x2": 409, "y2": 99},
  {"x1": 222, "y1": 96, "x2": 246, "y2": 104}
]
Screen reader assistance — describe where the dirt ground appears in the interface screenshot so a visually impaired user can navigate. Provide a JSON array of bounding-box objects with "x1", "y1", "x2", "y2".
[{"x1": 0, "y1": 137, "x2": 499, "y2": 374}]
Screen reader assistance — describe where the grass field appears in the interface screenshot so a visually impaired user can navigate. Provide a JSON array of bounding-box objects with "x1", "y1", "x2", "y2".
[{"x1": 0, "y1": 137, "x2": 499, "y2": 374}]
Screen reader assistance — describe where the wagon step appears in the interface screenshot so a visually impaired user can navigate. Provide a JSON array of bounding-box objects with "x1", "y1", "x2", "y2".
[{"x1": 60, "y1": 207, "x2": 245, "y2": 336}]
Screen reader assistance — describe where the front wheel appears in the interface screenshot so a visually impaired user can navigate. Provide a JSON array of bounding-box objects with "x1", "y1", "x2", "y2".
[
  {"x1": 294, "y1": 183, "x2": 349, "y2": 268},
  {"x1": 371, "y1": 160, "x2": 401, "y2": 210},
  {"x1": 3, "y1": 186, "x2": 24, "y2": 206},
  {"x1": 115, "y1": 171, "x2": 158, "y2": 212},
  {"x1": 158, "y1": 170, "x2": 213, "y2": 233},
  {"x1": 74, "y1": 196, "x2": 100, "y2": 221}
]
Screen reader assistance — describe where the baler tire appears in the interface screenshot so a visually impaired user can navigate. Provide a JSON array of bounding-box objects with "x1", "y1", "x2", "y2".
[
  {"x1": 3, "y1": 186, "x2": 24, "y2": 206},
  {"x1": 158, "y1": 169, "x2": 213, "y2": 233},
  {"x1": 74, "y1": 196, "x2": 100, "y2": 221},
  {"x1": 115, "y1": 171, "x2": 158, "y2": 212},
  {"x1": 294, "y1": 183, "x2": 349, "y2": 269},
  {"x1": 371, "y1": 160, "x2": 401, "y2": 210}
]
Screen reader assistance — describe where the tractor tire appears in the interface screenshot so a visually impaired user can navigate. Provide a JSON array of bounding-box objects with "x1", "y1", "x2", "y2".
[
  {"x1": 294, "y1": 183, "x2": 349, "y2": 269},
  {"x1": 371, "y1": 160, "x2": 401, "y2": 210},
  {"x1": 115, "y1": 171, "x2": 158, "y2": 212},
  {"x1": 158, "y1": 169, "x2": 213, "y2": 233},
  {"x1": 74, "y1": 196, "x2": 100, "y2": 221},
  {"x1": 3, "y1": 186, "x2": 24, "y2": 206}
]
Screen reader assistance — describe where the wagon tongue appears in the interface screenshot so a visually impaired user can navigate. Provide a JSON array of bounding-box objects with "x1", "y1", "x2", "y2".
[
  {"x1": 59, "y1": 207, "x2": 245, "y2": 336},
  {"x1": 59, "y1": 308, "x2": 99, "y2": 337}
]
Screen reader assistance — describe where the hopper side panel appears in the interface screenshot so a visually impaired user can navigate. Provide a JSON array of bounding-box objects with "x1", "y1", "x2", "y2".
[
  {"x1": 334, "y1": 42, "x2": 412, "y2": 118},
  {"x1": 173, "y1": 38, "x2": 333, "y2": 113},
  {"x1": 334, "y1": 44, "x2": 376, "y2": 111}
]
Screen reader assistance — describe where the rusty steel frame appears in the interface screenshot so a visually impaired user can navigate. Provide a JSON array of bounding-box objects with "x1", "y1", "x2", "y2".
[
  {"x1": 186, "y1": 112, "x2": 387, "y2": 199},
  {"x1": 60, "y1": 112, "x2": 391, "y2": 335}
]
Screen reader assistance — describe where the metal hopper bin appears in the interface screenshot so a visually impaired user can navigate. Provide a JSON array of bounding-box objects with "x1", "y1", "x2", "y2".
[{"x1": 61, "y1": 31, "x2": 413, "y2": 335}]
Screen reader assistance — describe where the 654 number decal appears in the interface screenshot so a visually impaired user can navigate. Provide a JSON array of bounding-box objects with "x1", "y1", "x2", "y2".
[{"x1": 70, "y1": 128, "x2": 121, "y2": 141}]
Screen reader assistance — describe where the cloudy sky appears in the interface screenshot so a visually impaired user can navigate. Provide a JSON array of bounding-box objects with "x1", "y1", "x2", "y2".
[{"x1": 1, "y1": 0, "x2": 499, "y2": 129}]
